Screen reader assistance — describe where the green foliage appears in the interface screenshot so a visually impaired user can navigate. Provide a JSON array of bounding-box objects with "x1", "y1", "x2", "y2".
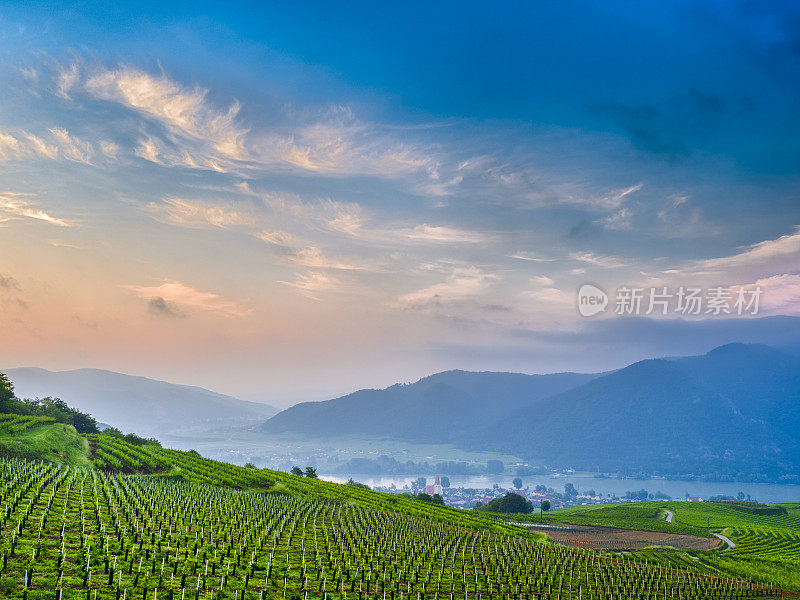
[
  {"x1": 476, "y1": 492, "x2": 534, "y2": 514},
  {"x1": 290, "y1": 466, "x2": 303, "y2": 476},
  {"x1": 101, "y1": 427, "x2": 161, "y2": 447},
  {"x1": 512, "y1": 477, "x2": 522, "y2": 489},
  {"x1": 304, "y1": 466, "x2": 318, "y2": 478},
  {"x1": 414, "y1": 492, "x2": 444, "y2": 505},
  {"x1": 345, "y1": 478, "x2": 370, "y2": 489},
  {"x1": 0, "y1": 372, "x2": 15, "y2": 412}
]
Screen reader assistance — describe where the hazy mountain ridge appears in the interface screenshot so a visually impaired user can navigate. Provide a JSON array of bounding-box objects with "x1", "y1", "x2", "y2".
[
  {"x1": 261, "y1": 369, "x2": 601, "y2": 441},
  {"x1": 472, "y1": 343, "x2": 800, "y2": 480},
  {"x1": 5, "y1": 367, "x2": 278, "y2": 438}
]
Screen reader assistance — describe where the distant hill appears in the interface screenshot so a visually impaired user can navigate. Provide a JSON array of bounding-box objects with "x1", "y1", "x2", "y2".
[
  {"x1": 4, "y1": 367, "x2": 277, "y2": 438},
  {"x1": 470, "y1": 344, "x2": 800, "y2": 481},
  {"x1": 261, "y1": 370, "x2": 600, "y2": 442}
]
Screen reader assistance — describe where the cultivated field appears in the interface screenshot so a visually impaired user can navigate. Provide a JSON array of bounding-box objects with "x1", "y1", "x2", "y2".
[
  {"x1": 0, "y1": 454, "x2": 786, "y2": 599},
  {"x1": 538, "y1": 523, "x2": 721, "y2": 551}
]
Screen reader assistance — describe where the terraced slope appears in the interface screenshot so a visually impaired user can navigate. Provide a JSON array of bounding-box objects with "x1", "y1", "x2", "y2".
[{"x1": 0, "y1": 459, "x2": 782, "y2": 599}]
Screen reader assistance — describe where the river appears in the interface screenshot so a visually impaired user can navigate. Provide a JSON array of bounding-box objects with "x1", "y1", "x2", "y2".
[{"x1": 321, "y1": 473, "x2": 800, "y2": 503}]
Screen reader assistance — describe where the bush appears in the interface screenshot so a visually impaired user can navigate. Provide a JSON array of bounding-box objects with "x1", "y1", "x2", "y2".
[{"x1": 475, "y1": 493, "x2": 533, "y2": 514}]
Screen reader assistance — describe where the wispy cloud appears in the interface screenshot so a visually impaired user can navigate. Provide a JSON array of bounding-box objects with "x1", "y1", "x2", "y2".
[
  {"x1": 0, "y1": 192, "x2": 72, "y2": 227},
  {"x1": 509, "y1": 252, "x2": 557, "y2": 262},
  {"x1": 287, "y1": 246, "x2": 368, "y2": 271},
  {"x1": 658, "y1": 226, "x2": 800, "y2": 281},
  {"x1": 278, "y1": 272, "x2": 340, "y2": 300},
  {"x1": 123, "y1": 279, "x2": 250, "y2": 317},
  {"x1": 398, "y1": 265, "x2": 499, "y2": 306},
  {"x1": 86, "y1": 66, "x2": 247, "y2": 163},
  {"x1": 0, "y1": 127, "x2": 96, "y2": 164},
  {"x1": 147, "y1": 197, "x2": 255, "y2": 229},
  {"x1": 570, "y1": 252, "x2": 628, "y2": 268}
]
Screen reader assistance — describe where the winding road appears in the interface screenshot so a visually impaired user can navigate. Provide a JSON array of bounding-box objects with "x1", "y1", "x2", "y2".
[
  {"x1": 712, "y1": 532, "x2": 736, "y2": 549},
  {"x1": 662, "y1": 509, "x2": 733, "y2": 549}
]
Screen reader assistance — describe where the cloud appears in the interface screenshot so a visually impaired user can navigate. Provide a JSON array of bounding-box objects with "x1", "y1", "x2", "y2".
[
  {"x1": 400, "y1": 224, "x2": 489, "y2": 244},
  {"x1": 278, "y1": 272, "x2": 340, "y2": 300},
  {"x1": 601, "y1": 207, "x2": 633, "y2": 230},
  {"x1": 49, "y1": 127, "x2": 93, "y2": 164},
  {"x1": 509, "y1": 252, "x2": 557, "y2": 262},
  {"x1": 86, "y1": 66, "x2": 247, "y2": 162},
  {"x1": 0, "y1": 127, "x2": 96, "y2": 164},
  {"x1": 147, "y1": 197, "x2": 255, "y2": 229},
  {"x1": 398, "y1": 266, "x2": 499, "y2": 306},
  {"x1": 56, "y1": 63, "x2": 80, "y2": 99},
  {"x1": 135, "y1": 137, "x2": 164, "y2": 164},
  {"x1": 287, "y1": 246, "x2": 368, "y2": 271},
  {"x1": 0, "y1": 274, "x2": 20, "y2": 290},
  {"x1": 751, "y1": 274, "x2": 800, "y2": 315},
  {"x1": 257, "y1": 230, "x2": 296, "y2": 246},
  {"x1": 147, "y1": 297, "x2": 186, "y2": 318},
  {"x1": 123, "y1": 279, "x2": 250, "y2": 317},
  {"x1": 570, "y1": 252, "x2": 628, "y2": 268},
  {"x1": 0, "y1": 193, "x2": 72, "y2": 227},
  {"x1": 660, "y1": 226, "x2": 800, "y2": 281}
]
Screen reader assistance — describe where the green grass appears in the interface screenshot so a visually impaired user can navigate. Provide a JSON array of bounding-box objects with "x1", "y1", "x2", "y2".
[{"x1": 0, "y1": 422, "x2": 90, "y2": 467}]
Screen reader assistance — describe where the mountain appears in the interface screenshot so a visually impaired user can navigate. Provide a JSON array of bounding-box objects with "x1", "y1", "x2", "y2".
[
  {"x1": 261, "y1": 370, "x2": 600, "y2": 442},
  {"x1": 4, "y1": 367, "x2": 278, "y2": 438},
  {"x1": 470, "y1": 344, "x2": 800, "y2": 480}
]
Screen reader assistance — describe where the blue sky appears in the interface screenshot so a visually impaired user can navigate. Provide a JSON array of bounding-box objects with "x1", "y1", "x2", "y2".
[{"x1": 0, "y1": 1, "x2": 799, "y2": 404}]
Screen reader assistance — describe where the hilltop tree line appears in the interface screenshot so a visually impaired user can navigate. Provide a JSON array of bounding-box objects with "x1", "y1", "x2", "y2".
[{"x1": 0, "y1": 372, "x2": 99, "y2": 434}]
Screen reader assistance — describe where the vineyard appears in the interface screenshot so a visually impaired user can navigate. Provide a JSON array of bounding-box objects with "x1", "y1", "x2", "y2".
[
  {"x1": 0, "y1": 415, "x2": 56, "y2": 436},
  {"x1": 535, "y1": 501, "x2": 800, "y2": 593},
  {"x1": 0, "y1": 458, "x2": 788, "y2": 600}
]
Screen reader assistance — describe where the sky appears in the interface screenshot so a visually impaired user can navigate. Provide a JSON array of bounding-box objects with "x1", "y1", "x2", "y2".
[{"x1": 1, "y1": 1, "x2": 799, "y2": 406}]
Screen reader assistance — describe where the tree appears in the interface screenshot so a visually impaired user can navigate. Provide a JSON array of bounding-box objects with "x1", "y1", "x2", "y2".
[
  {"x1": 244, "y1": 462, "x2": 256, "y2": 469},
  {"x1": 304, "y1": 466, "x2": 318, "y2": 478},
  {"x1": 290, "y1": 466, "x2": 303, "y2": 476},
  {"x1": 540, "y1": 499, "x2": 551, "y2": 524},
  {"x1": 475, "y1": 493, "x2": 533, "y2": 514},
  {"x1": 513, "y1": 477, "x2": 523, "y2": 490},
  {"x1": 0, "y1": 372, "x2": 16, "y2": 413},
  {"x1": 440, "y1": 476, "x2": 450, "y2": 488},
  {"x1": 415, "y1": 493, "x2": 444, "y2": 505},
  {"x1": 564, "y1": 483, "x2": 578, "y2": 498}
]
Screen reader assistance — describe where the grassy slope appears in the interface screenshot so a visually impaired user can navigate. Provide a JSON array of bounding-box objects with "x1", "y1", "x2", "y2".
[{"x1": 0, "y1": 422, "x2": 90, "y2": 466}]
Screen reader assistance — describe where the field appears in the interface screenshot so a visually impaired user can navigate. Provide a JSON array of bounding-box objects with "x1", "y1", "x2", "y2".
[
  {"x1": 534, "y1": 500, "x2": 800, "y2": 592},
  {"x1": 0, "y1": 424, "x2": 790, "y2": 599},
  {"x1": 539, "y1": 524, "x2": 720, "y2": 551}
]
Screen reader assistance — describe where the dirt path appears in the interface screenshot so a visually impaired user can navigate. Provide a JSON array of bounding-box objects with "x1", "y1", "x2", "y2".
[{"x1": 663, "y1": 509, "x2": 674, "y2": 523}]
